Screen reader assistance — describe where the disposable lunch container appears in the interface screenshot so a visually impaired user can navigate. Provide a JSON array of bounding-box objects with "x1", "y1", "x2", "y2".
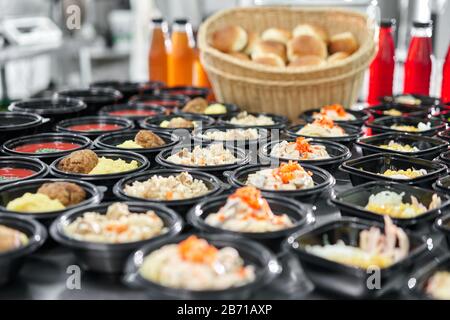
[
  {"x1": 381, "y1": 94, "x2": 440, "y2": 107},
  {"x1": 55, "y1": 88, "x2": 123, "y2": 115},
  {"x1": 159, "y1": 86, "x2": 210, "y2": 99},
  {"x1": 366, "y1": 103, "x2": 431, "y2": 119},
  {"x1": 129, "y1": 94, "x2": 189, "y2": 111},
  {"x1": 94, "y1": 130, "x2": 180, "y2": 164},
  {"x1": 187, "y1": 194, "x2": 315, "y2": 251},
  {"x1": 180, "y1": 102, "x2": 240, "y2": 119},
  {"x1": 434, "y1": 213, "x2": 450, "y2": 248},
  {"x1": 124, "y1": 233, "x2": 281, "y2": 299},
  {"x1": 113, "y1": 169, "x2": 225, "y2": 215},
  {"x1": 0, "y1": 157, "x2": 49, "y2": 186},
  {"x1": 259, "y1": 139, "x2": 351, "y2": 172},
  {"x1": 2, "y1": 133, "x2": 92, "y2": 165},
  {"x1": 139, "y1": 113, "x2": 215, "y2": 135},
  {"x1": 55, "y1": 116, "x2": 134, "y2": 140},
  {"x1": 90, "y1": 80, "x2": 165, "y2": 102},
  {"x1": 218, "y1": 111, "x2": 289, "y2": 130},
  {"x1": 433, "y1": 175, "x2": 450, "y2": 195},
  {"x1": 0, "y1": 112, "x2": 47, "y2": 144},
  {"x1": 285, "y1": 123, "x2": 362, "y2": 147},
  {"x1": 356, "y1": 132, "x2": 449, "y2": 160},
  {"x1": 365, "y1": 116, "x2": 445, "y2": 136},
  {"x1": 8, "y1": 97, "x2": 87, "y2": 129},
  {"x1": 0, "y1": 215, "x2": 47, "y2": 286},
  {"x1": 437, "y1": 128, "x2": 450, "y2": 143},
  {"x1": 225, "y1": 163, "x2": 335, "y2": 203},
  {"x1": 340, "y1": 153, "x2": 447, "y2": 189},
  {"x1": 299, "y1": 109, "x2": 369, "y2": 127},
  {"x1": 192, "y1": 126, "x2": 268, "y2": 147},
  {"x1": 283, "y1": 217, "x2": 430, "y2": 299},
  {"x1": 98, "y1": 104, "x2": 164, "y2": 125},
  {"x1": 50, "y1": 202, "x2": 183, "y2": 274},
  {"x1": 407, "y1": 253, "x2": 450, "y2": 299},
  {"x1": 331, "y1": 181, "x2": 450, "y2": 230},
  {"x1": 0, "y1": 178, "x2": 103, "y2": 227},
  {"x1": 156, "y1": 144, "x2": 250, "y2": 181},
  {"x1": 50, "y1": 150, "x2": 149, "y2": 199},
  {"x1": 437, "y1": 150, "x2": 450, "y2": 168}
]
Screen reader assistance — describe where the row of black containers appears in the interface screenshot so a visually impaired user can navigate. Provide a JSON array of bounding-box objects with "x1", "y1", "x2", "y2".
[{"x1": 1, "y1": 87, "x2": 450, "y2": 299}]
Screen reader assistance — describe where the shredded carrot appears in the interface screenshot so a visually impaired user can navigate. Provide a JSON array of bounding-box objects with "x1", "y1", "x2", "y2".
[
  {"x1": 295, "y1": 137, "x2": 313, "y2": 154},
  {"x1": 273, "y1": 161, "x2": 305, "y2": 184},
  {"x1": 165, "y1": 191, "x2": 173, "y2": 200},
  {"x1": 105, "y1": 223, "x2": 128, "y2": 233},
  {"x1": 321, "y1": 104, "x2": 347, "y2": 116},
  {"x1": 230, "y1": 186, "x2": 262, "y2": 210},
  {"x1": 178, "y1": 235, "x2": 218, "y2": 264},
  {"x1": 313, "y1": 115, "x2": 335, "y2": 128}
]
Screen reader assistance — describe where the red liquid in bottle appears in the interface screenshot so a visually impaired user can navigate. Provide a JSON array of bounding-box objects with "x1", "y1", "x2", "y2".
[
  {"x1": 441, "y1": 45, "x2": 450, "y2": 103},
  {"x1": 403, "y1": 21, "x2": 433, "y2": 96},
  {"x1": 368, "y1": 20, "x2": 395, "y2": 105}
]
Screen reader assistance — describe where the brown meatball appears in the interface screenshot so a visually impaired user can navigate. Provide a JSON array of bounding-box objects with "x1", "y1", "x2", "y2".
[
  {"x1": 134, "y1": 130, "x2": 166, "y2": 148},
  {"x1": 58, "y1": 150, "x2": 98, "y2": 174},
  {"x1": 37, "y1": 182, "x2": 87, "y2": 206},
  {"x1": 182, "y1": 98, "x2": 208, "y2": 114},
  {"x1": 0, "y1": 225, "x2": 25, "y2": 252}
]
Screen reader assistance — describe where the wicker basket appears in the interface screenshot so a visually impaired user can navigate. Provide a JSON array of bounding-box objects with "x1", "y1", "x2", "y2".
[{"x1": 198, "y1": 6, "x2": 377, "y2": 120}]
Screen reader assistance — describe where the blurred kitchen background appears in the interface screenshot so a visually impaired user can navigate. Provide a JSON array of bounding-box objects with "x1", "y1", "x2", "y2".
[{"x1": 0, "y1": 0, "x2": 449, "y2": 106}]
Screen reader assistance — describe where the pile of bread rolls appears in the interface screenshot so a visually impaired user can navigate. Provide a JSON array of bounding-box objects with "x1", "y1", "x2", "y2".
[{"x1": 210, "y1": 24, "x2": 359, "y2": 68}]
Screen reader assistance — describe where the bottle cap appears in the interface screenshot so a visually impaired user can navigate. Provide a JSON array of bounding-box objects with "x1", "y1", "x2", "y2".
[
  {"x1": 413, "y1": 21, "x2": 433, "y2": 28},
  {"x1": 174, "y1": 18, "x2": 189, "y2": 25},
  {"x1": 380, "y1": 19, "x2": 396, "y2": 28}
]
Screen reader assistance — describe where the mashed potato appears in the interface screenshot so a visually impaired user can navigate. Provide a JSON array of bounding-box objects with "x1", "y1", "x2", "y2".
[
  {"x1": 116, "y1": 140, "x2": 143, "y2": 149},
  {"x1": 89, "y1": 157, "x2": 139, "y2": 175},
  {"x1": 6, "y1": 192, "x2": 65, "y2": 213}
]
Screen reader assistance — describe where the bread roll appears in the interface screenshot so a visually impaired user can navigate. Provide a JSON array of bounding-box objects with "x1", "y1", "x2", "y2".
[
  {"x1": 287, "y1": 35, "x2": 327, "y2": 61},
  {"x1": 252, "y1": 40, "x2": 287, "y2": 62},
  {"x1": 229, "y1": 52, "x2": 251, "y2": 61},
  {"x1": 327, "y1": 51, "x2": 350, "y2": 63},
  {"x1": 210, "y1": 25, "x2": 248, "y2": 53},
  {"x1": 293, "y1": 24, "x2": 328, "y2": 43},
  {"x1": 329, "y1": 32, "x2": 358, "y2": 54},
  {"x1": 253, "y1": 55, "x2": 285, "y2": 67},
  {"x1": 288, "y1": 55, "x2": 326, "y2": 67},
  {"x1": 244, "y1": 31, "x2": 260, "y2": 55},
  {"x1": 261, "y1": 28, "x2": 292, "y2": 45}
]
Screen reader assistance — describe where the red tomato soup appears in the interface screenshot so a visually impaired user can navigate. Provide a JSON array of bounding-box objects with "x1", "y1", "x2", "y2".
[
  {"x1": 67, "y1": 123, "x2": 123, "y2": 132},
  {"x1": 143, "y1": 100, "x2": 179, "y2": 107},
  {"x1": 15, "y1": 142, "x2": 80, "y2": 153},
  {"x1": 108, "y1": 110, "x2": 157, "y2": 116},
  {"x1": 0, "y1": 168, "x2": 35, "y2": 180}
]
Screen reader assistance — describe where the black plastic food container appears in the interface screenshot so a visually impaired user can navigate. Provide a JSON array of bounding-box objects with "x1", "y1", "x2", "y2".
[
  {"x1": 50, "y1": 150, "x2": 149, "y2": 199},
  {"x1": 437, "y1": 128, "x2": 450, "y2": 143},
  {"x1": 192, "y1": 126, "x2": 268, "y2": 147},
  {"x1": 0, "y1": 112, "x2": 47, "y2": 144},
  {"x1": 407, "y1": 253, "x2": 450, "y2": 299},
  {"x1": 187, "y1": 194, "x2": 315, "y2": 251},
  {"x1": 2, "y1": 133, "x2": 92, "y2": 165},
  {"x1": 381, "y1": 94, "x2": 440, "y2": 107},
  {"x1": 156, "y1": 144, "x2": 250, "y2": 181},
  {"x1": 55, "y1": 88, "x2": 123, "y2": 115},
  {"x1": 367, "y1": 103, "x2": 432, "y2": 119},
  {"x1": 159, "y1": 86, "x2": 210, "y2": 99},
  {"x1": 139, "y1": 112, "x2": 215, "y2": 134},
  {"x1": 366, "y1": 116, "x2": 445, "y2": 136},
  {"x1": 50, "y1": 201, "x2": 183, "y2": 274},
  {"x1": 225, "y1": 163, "x2": 335, "y2": 203},
  {"x1": 0, "y1": 178, "x2": 103, "y2": 227},
  {"x1": 124, "y1": 233, "x2": 281, "y2": 299},
  {"x1": 433, "y1": 175, "x2": 450, "y2": 195},
  {"x1": 98, "y1": 104, "x2": 164, "y2": 125},
  {"x1": 8, "y1": 97, "x2": 87, "y2": 129},
  {"x1": 259, "y1": 139, "x2": 351, "y2": 172},
  {"x1": 180, "y1": 102, "x2": 240, "y2": 119},
  {"x1": 0, "y1": 216, "x2": 47, "y2": 286},
  {"x1": 340, "y1": 153, "x2": 447, "y2": 188},
  {"x1": 94, "y1": 130, "x2": 180, "y2": 165},
  {"x1": 356, "y1": 133, "x2": 449, "y2": 160},
  {"x1": 0, "y1": 157, "x2": 49, "y2": 186},
  {"x1": 90, "y1": 80, "x2": 165, "y2": 102},
  {"x1": 283, "y1": 217, "x2": 430, "y2": 298},
  {"x1": 434, "y1": 213, "x2": 450, "y2": 248},
  {"x1": 438, "y1": 150, "x2": 450, "y2": 168},
  {"x1": 130, "y1": 94, "x2": 188, "y2": 111},
  {"x1": 331, "y1": 181, "x2": 450, "y2": 230},
  {"x1": 113, "y1": 169, "x2": 225, "y2": 216},
  {"x1": 55, "y1": 116, "x2": 134, "y2": 140},
  {"x1": 299, "y1": 108, "x2": 369, "y2": 127},
  {"x1": 218, "y1": 112, "x2": 289, "y2": 130},
  {"x1": 285, "y1": 123, "x2": 362, "y2": 147}
]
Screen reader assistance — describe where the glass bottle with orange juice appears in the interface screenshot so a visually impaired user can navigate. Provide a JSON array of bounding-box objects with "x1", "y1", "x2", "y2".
[
  {"x1": 148, "y1": 18, "x2": 169, "y2": 84},
  {"x1": 168, "y1": 18, "x2": 195, "y2": 87}
]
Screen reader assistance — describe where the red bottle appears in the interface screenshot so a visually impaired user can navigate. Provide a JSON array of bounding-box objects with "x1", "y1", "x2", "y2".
[
  {"x1": 403, "y1": 21, "x2": 433, "y2": 96},
  {"x1": 368, "y1": 19, "x2": 396, "y2": 105},
  {"x1": 441, "y1": 44, "x2": 450, "y2": 103}
]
